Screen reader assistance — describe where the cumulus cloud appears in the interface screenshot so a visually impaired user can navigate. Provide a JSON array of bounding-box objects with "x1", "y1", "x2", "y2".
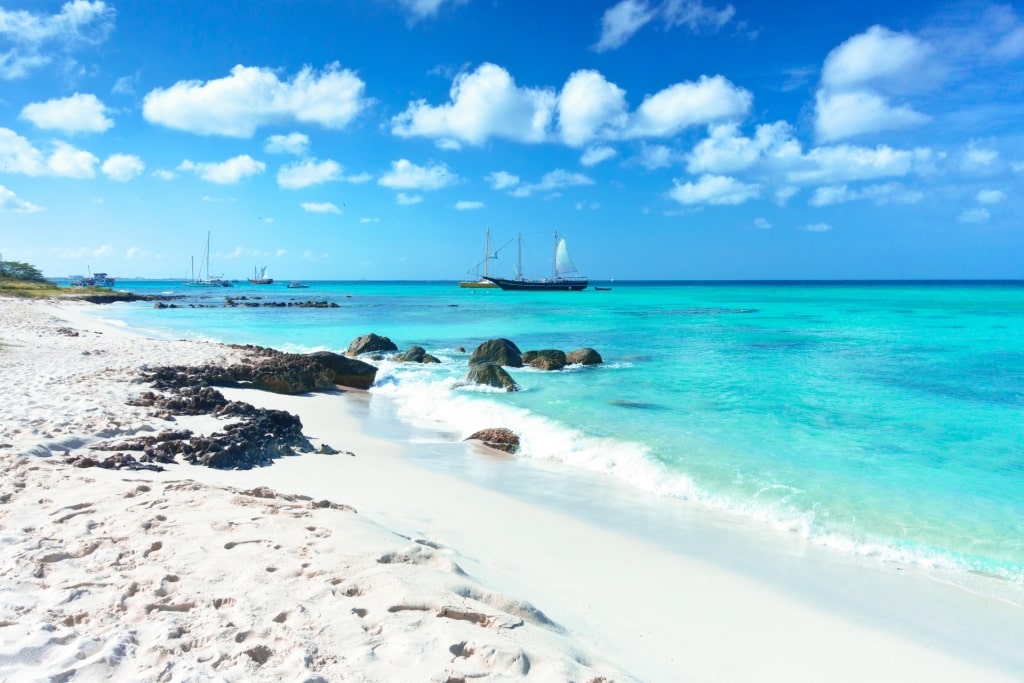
[
  {"x1": 785, "y1": 144, "x2": 933, "y2": 185},
  {"x1": 628, "y1": 75, "x2": 751, "y2": 138},
  {"x1": 393, "y1": 0, "x2": 467, "y2": 21},
  {"x1": 803, "y1": 222, "x2": 833, "y2": 232},
  {"x1": 687, "y1": 121, "x2": 799, "y2": 173},
  {"x1": 47, "y1": 141, "x2": 97, "y2": 178},
  {"x1": 808, "y1": 182, "x2": 923, "y2": 206},
  {"x1": 0, "y1": 1, "x2": 115, "y2": 80},
  {"x1": 378, "y1": 159, "x2": 456, "y2": 190},
  {"x1": 753, "y1": 217, "x2": 771, "y2": 229},
  {"x1": 961, "y1": 144, "x2": 999, "y2": 173},
  {"x1": 20, "y1": 93, "x2": 114, "y2": 134},
  {"x1": 152, "y1": 169, "x2": 176, "y2": 180},
  {"x1": 0, "y1": 184, "x2": 43, "y2": 213},
  {"x1": 557, "y1": 70, "x2": 628, "y2": 147},
  {"x1": 976, "y1": 188, "x2": 1006, "y2": 204},
  {"x1": 581, "y1": 145, "x2": 617, "y2": 166},
  {"x1": 667, "y1": 173, "x2": 760, "y2": 205},
  {"x1": 301, "y1": 201, "x2": 342, "y2": 214},
  {"x1": 265, "y1": 132, "x2": 309, "y2": 155},
  {"x1": 958, "y1": 207, "x2": 990, "y2": 223},
  {"x1": 486, "y1": 171, "x2": 520, "y2": 190},
  {"x1": 508, "y1": 169, "x2": 594, "y2": 197},
  {"x1": 391, "y1": 63, "x2": 555, "y2": 146},
  {"x1": 178, "y1": 155, "x2": 265, "y2": 184},
  {"x1": 594, "y1": 0, "x2": 735, "y2": 52},
  {"x1": 277, "y1": 158, "x2": 342, "y2": 189},
  {"x1": 143, "y1": 63, "x2": 370, "y2": 138},
  {"x1": 101, "y1": 153, "x2": 144, "y2": 181},
  {"x1": 637, "y1": 143, "x2": 677, "y2": 170},
  {"x1": 814, "y1": 90, "x2": 929, "y2": 143},
  {"x1": 396, "y1": 192, "x2": 423, "y2": 205},
  {"x1": 454, "y1": 200, "x2": 484, "y2": 210}
]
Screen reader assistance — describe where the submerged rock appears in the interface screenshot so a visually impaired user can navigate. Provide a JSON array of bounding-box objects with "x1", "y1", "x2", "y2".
[
  {"x1": 396, "y1": 345, "x2": 441, "y2": 364},
  {"x1": 521, "y1": 349, "x2": 567, "y2": 371}
]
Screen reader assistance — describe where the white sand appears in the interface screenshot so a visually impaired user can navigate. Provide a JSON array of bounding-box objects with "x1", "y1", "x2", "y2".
[{"x1": 2, "y1": 296, "x2": 1022, "y2": 682}]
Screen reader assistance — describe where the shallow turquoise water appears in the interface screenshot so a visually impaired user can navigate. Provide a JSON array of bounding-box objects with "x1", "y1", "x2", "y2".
[{"x1": 93, "y1": 280, "x2": 1024, "y2": 582}]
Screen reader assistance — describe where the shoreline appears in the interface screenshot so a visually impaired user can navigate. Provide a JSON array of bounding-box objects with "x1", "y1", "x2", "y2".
[{"x1": 2, "y1": 296, "x2": 1022, "y2": 681}]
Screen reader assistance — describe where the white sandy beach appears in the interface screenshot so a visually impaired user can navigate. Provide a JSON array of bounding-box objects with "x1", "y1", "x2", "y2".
[{"x1": 2, "y1": 296, "x2": 1023, "y2": 682}]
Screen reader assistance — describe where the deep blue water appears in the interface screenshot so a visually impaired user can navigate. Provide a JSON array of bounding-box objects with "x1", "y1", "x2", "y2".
[{"x1": 87, "y1": 279, "x2": 1024, "y2": 585}]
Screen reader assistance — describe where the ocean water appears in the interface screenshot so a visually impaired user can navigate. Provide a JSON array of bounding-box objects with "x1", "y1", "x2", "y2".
[{"x1": 91, "y1": 280, "x2": 1024, "y2": 588}]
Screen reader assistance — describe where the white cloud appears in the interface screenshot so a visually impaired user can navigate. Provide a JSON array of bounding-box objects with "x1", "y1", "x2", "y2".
[
  {"x1": 786, "y1": 144, "x2": 933, "y2": 185},
  {"x1": 557, "y1": 70, "x2": 628, "y2": 146},
  {"x1": 275, "y1": 248, "x2": 288, "y2": 257},
  {"x1": 509, "y1": 169, "x2": 594, "y2": 197},
  {"x1": 396, "y1": 192, "x2": 423, "y2": 205},
  {"x1": 391, "y1": 63, "x2": 555, "y2": 145},
  {"x1": 809, "y1": 182, "x2": 923, "y2": 206},
  {"x1": 668, "y1": 174, "x2": 760, "y2": 205},
  {"x1": 0, "y1": 184, "x2": 43, "y2": 213},
  {"x1": 753, "y1": 217, "x2": 771, "y2": 229},
  {"x1": 143, "y1": 63, "x2": 370, "y2": 137},
  {"x1": 961, "y1": 144, "x2": 999, "y2": 173},
  {"x1": 629, "y1": 75, "x2": 751, "y2": 138},
  {"x1": 346, "y1": 172, "x2": 372, "y2": 183},
  {"x1": 360, "y1": 217, "x2": 381, "y2": 224},
  {"x1": 265, "y1": 132, "x2": 309, "y2": 155},
  {"x1": 20, "y1": 93, "x2": 114, "y2": 134},
  {"x1": 687, "y1": 121, "x2": 799, "y2": 173},
  {"x1": 152, "y1": 169, "x2": 176, "y2": 180},
  {"x1": 301, "y1": 201, "x2": 342, "y2": 214},
  {"x1": 581, "y1": 145, "x2": 617, "y2": 166},
  {"x1": 394, "y1": 0, "x2": 467, "y2": 21},
  {"x1": 774, "y1": 186, "x2": 799, "y2": 205},
  {"x1": 821, "y1": 26, "x2": 933, "y2": 91},
  {"x1": 637, "y1": 143, "x2": 677, "y2": 170},
  {"x1": 593, "y1": 0, "x2": 656, "y2": 52},
  {"x1": 814, "y1": 90, "x2": 929, "y2": 142},
  {"x1": 454, "y1": 200, "x2": 484, "y2": 210},
  {"x1": 958, "y1": 207, "x2": 990, "y2": 223},
  {"x1": 124, "y1": 247, "x2": 148, "y2": 259},
  {"x1": 976, "y1": 189, "x2": 1006, "y2": 204},
  {"x1": 47, "y1": 141, "x2": 97, "y2": 178},
  {"x1": 101, "y1": 153, "x2": 144, "y2": 181},
  {"x1": 178, "y1": 155, "x2": 265, "y2": 184},
  {"x1": 52, "y1": 244, "x2": 112, "y2": 259},
  {"x1": 0, "y1": 1, "x2": 115, "y2": 80},
  {"x1": 378, "y1": 159, "x2": 455, "y2": 190},
  {"x1": 486, "y1": 170, "x2": 520, "y2": 190},
  {"x1": 277, "y1": 158, "x2": 342, "y2": 189},
  {"x1": 803, "y1": 222, "x2": 832, "y2": 232},
  {"x1": 594, "y1": 0, "x2": 735, "y2": 52}
]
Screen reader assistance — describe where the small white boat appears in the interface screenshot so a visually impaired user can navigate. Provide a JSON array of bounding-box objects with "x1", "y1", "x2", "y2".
[{"x1": 287, "y1": 280, "x2": 310, "y2": 289}]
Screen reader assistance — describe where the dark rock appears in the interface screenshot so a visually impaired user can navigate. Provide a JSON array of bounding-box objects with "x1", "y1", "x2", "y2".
[
  {"x1": 464, "y1": 428, "x2": 520, "y2": 454},
  {"x1": 463, "y1": 362, "x2": 519, "y2": 392},
  {"x1": 455, "y1": 346, "x2": 466, "y2": 353},
  {"x1": 521, "y1": 349, "x2": 566, "y2": 371},
  {"x1": 566, "y1": 347, "x2": 603, "y2": 365},
  {"x1": 396, "y1": 345, "x2": 441, "y2": 364},
  {"x1": 306, "y1": 351, "x2": 378, "y2": 390},
  {"x1": 317, "y1": 444, "x2": 340, "y2": 455},
  {"x1": 347, "y1": 333, "x2": 398, "y2": 356},
  {"x1": 469, "y1": 339, "x2": 522, "y2": 367}
]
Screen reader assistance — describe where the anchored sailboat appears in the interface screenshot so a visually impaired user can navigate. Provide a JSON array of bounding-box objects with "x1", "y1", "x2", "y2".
[
  {"x1": 185, "y1": 231, "x2": 232, "y2": 287},
  {"x1": 248, "y1": 265, "x2": 273, "y2": 284},
  {"x1": 459, "y1": 227, "x2": 500, "y2": 288},
  {"x1": 484, "y1": 231, "x2": 588, "y2": 291}
]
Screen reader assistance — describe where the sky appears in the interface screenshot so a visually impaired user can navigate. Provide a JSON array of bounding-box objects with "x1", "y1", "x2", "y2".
[{"x1": 1, "y1": 0, "x2": 1023, "y2": 281}]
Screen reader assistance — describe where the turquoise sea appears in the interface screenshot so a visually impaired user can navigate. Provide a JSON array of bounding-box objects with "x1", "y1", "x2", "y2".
[{"x1": 90, "y1": 280, "x2": 1024, "y2": 590}]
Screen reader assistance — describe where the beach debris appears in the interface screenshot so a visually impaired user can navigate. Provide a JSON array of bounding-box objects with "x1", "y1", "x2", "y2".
[
  {"x1": 347, "y1": 332, "x2": 398, "y2": 356},
  {"x1": 396, "y1": 345, "x2": 440, "y2": 364},
  {"x1": 521, "y1": 349, "x2": 567, "y2": 371},
  {"x1": 461, "y1": 362, "x2": 519, "y2": 392},
  {"x1": 464, "y1": 428, "x2": 520, "y2": 454},
  {"x1": 566, "y1": 347, "x2": 603, "y2": 365},
  {"x1": 469, "y1": 338, "x2": 523, "y2": 367}
]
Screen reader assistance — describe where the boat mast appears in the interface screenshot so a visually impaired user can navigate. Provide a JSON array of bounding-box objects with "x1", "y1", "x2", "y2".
[
  {"x1": 552, "y1": 230, "x2": 559, "y2": 280},
  {"x1": 484, "y1": 226, "x2": 491, "y2": 278},
  {"x1": 516, "y1": 232, "x2": 523, "y2": 280}
]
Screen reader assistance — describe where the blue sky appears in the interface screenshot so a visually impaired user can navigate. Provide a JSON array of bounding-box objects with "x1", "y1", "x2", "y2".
[{"x1": 1, "y1": 0, "x2": 1023, "y2": 280}]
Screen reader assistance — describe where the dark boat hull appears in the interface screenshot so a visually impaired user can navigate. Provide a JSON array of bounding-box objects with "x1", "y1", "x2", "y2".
[{"x1": 483, "y1": 276, "x2": 588, "y2": 291}]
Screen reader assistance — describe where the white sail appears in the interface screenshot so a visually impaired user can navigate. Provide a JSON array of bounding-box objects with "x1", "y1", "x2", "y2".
[{"x1": 554, "y1": 238, "x2": 578, "y2": 277}]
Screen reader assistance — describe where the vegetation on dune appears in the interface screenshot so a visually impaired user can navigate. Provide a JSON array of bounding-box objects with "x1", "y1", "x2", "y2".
[{"x1": 0, "y1": 260, "x2": 127, "y2": 300}]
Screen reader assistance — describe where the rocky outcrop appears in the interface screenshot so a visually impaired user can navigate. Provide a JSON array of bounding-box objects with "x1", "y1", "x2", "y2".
[
  {"x1": 347, "y1": 333, "x2": 398, "y2": 356},
  {"x1": 306, "y1": 351, "x2": 379, "y2": 389},
  {"x1": 464, "y1": 428, "x2": 520, "y2": 454},
  {"x1": 469, "y1": 339, "x2": 523, "y2": 367},
  {"x1": 521, "y1": 349, "x2": 567, "y2": 371},
  {"x1": 396, "y1": 345, "x2": 440, "y2": 364},
  {"x1": 566, "y1": 347, "x2": 603, "y2": 365},
  {"x1": 462, "y1": 362, "x2": 519, "y2": 392}
]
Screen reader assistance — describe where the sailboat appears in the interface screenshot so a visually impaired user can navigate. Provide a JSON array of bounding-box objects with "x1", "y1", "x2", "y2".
[
  {"x1": 185, "y1": 231, "x2": 232, "y2": 287},
  {"x1": 458, "y1": 226, "x2": 500, "y2": 288},
  {"x1": 484, "y1": 231, "x2": 588, "y2": 291},
  {"x1": 248, "y1": 265, "x2": 273, "y2": 284}
]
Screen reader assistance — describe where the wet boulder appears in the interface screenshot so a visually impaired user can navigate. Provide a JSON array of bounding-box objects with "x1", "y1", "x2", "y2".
[
  {"x1": 307, "y1": 351, "x2": 378, "y2": 389},
  {"x1": 464, "y1": 428, "x2": 520, "y2": 454},
  {"x1": 463, "y1": 362, "x2": 519, "y2": 392},
  {"x1": 469, "y1": 338, "x2": 522, "y2": 367},
  {"x1": 347, "y1": 333, "x2": 398, "y2": 356},
  {"x1": 566, "y1": 347, "x2": 603, "y2": 365},
  {"x1": 396, "y1": 345, "x2": 440, "y2": 364},
  {"x1": 521, "y1": 349, "x2": 566, "y2": 371}
]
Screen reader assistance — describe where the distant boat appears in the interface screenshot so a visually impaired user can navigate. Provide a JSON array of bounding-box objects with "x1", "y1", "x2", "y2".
[
  {"x1": 185, "y1": 231, "x2": 232, "y2": 287},
  {"x1": 595, "y1": 286, "x2": 612, "y2": 291},
  {"x1": 287, "y1": 280, "x2": 309, "y2": 289},
  {"x1": 248, "y1": 265, "x2": 274, "y2": 284},
  {"x1": 484, "y1": 231, "x2": 588, "y2": 291},
  {"x1": 69, "y1": 268, "x2": 115, "y2": 287},
  {"x1": 459, "y1": 226, "x2": 500, "y2": 288}
]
